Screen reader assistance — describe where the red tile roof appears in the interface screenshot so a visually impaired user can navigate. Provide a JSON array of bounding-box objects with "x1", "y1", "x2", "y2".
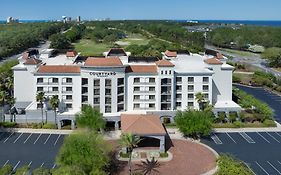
[
  {"x1": 66, "y1": 51, "x2": 77, "y2": 57},
  {"x1": 216, "y1": 53, "x2": 225, "y2": 59},
  {"x1": 155, "y1": 59, "x2": 174, "y2": 67},
  {"x1": 125, "y1": 65, "x2": 157, "y2": 73},
  {"x1": 204, "y1": 58, "x2": 223, "y2": 65},
  {"x1": 23, "y1": 58, "x2": 42, "y2": 65},
  {"x1": 121, "y1": 114, "x2": 166, "y2": 135},
  {"x1": 22, "y1": 52, "x2": 30, "y2": 60},
  {"x1": 37, "y1": 65, "x2": 81, "y2": 74},
  {"x1": 165, "y1": 50, "x2": 177, "y2": 57},
  {"x1": 84, "y1": 57, "x2": 123, "y2": 67}
]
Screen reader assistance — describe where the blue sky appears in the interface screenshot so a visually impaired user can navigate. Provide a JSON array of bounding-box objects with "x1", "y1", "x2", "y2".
[{"x1": 1, "y1": 0, "x2": 281, "y2": 20}]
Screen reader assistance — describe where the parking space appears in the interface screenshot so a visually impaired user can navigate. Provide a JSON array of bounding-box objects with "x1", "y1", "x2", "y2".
[{"x1": 0, "y1": 131, "x2": 65, "y2": 171}]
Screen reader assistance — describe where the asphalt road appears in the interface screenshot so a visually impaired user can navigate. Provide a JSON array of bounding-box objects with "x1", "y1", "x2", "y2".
[{"x1": 0, "y1": 131, "x2": 65, "y2": 171}]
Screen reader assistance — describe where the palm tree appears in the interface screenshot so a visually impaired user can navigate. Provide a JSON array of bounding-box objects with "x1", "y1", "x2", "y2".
[
  {"x1": 7, "y1": 96, "x2": 16, "y2": 122},
  {"x1": 49, "y1": 95, "x2": 59, "y2": 126},
  {"x1": 5, "y1": 77, "x2": 13, "y2": 96},
  {"x1": 119, "y1": 133, "x2": 141, "y2": 175},
  {"x1": 195, "y1": 92, "x2": 205, "y2": 110},
  {"x1": 0, "y1": 91, "x2": 7, "y2": 122},
  {"x1": 135, "y1": 157, "x2": 161, "y2": 175},
  {"x1": 36, "y1": 92, "x2": 45, "y2": 124}
]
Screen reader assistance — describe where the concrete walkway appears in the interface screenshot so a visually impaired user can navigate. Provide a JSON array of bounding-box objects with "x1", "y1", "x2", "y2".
[{"x1": 0, "y1": 127, "x2": 72, "y2": 135}]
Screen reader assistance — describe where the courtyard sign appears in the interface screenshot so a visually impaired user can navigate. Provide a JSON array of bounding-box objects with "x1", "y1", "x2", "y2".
[{"x1": 89, "y1": 72, "x2": 116, "y2": 77}]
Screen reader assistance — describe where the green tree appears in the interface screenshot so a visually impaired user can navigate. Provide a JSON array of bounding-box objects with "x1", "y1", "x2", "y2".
[
  {"x1": 36, "y1": 92, "x2": 45, "y2": 124},
  {"x1": 0, "y1": 164, "x2": 13, "y2": 175},
  {"x1": 7, "y1": 96, "x2": 16, "y2": 122},
  {"x1": 56, "y1": 131, "x2": 110, "y2": 175},
  {"x1": 262, "y1": 47, "x2": 281, "y2": 67},
  {"x1": 32, "y1": 167, "x2": 51, "y2": 175},
  {"x1": 195, "y1": 92, "x2": 205, "y2": 110},
  {"x1": 50, "y1": 33, "x2": 71, "y2": 50},
  {"x1": 75, "y1": 104, "x2": 105, "y2": 131},
  {"x1": 14, "y1": 165, "x2": 30, "y2": 175},
  {"x1": 175, "y1": 110, "x2": 213, "y2": 139},
  {"x1": 49, "y1": 95, "x2": 59, "y2": 125},
  {"x1": 119, "y1": 133, "x2": 141, "y2": 175},
  {"x1": 0, "y1": 91, "x2": 7, "y2": 122}
]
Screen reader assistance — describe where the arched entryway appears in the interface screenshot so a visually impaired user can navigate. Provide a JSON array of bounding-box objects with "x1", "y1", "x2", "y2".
[{"x1": 138, "y1": 136, "x2": 160, "y2": 148}]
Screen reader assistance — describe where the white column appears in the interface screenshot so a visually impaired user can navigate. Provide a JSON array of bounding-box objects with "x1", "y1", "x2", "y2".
[{"x1": 159, "y1": 136, "x2": 165, "y2": 153}]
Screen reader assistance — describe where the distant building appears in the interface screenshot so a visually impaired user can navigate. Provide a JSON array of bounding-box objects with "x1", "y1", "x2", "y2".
[
  {"x1": 6, "y1": 17, "x2": 19, "y2": 23},
  {"x1": 77, "y1": 16, "x2": 81, "y2": 22}
]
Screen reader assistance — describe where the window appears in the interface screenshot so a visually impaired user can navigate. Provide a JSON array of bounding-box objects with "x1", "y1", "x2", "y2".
[
  {"x1": 188, "y1": 77, "x2": 194, "y2": 83},
  {"x1": 52, "y1": 87, "x2": 58, "y2": 92},
  {"x1": 118, "y1": 78, "x2": 124, "y2": 86},
  {"x1": 134, "y1": 87, "x2": 140, "y2": 92},
  {"x1": 118, "y1": 96, "x2": 124, "y2": 103},
  {"x1": 149, "y1": 78, "x2": 155, "y2": 83},
  {"x1": 176, "y1": 85, "x2": 182, "y2": 91},
  {"x1": 203, "y1": 85, "x2": 209, "y2": 91},
  {"x1": 66, "y1": 95, "x2": 72, "y2": 100},
  {"x1": 66, "y1": 104, "x2": 72, "y2": 108},
  {"x1": 94, "y1": 79, "x2": 100, "y2": 86},
  {"x1": 149, "y1": 95, "x2": 155, "y2": 100},
  {"x1": 134, "y1": 95, "x2": 140, "y2": 100},
  {"x1": 37, "y1": 78, "x2": 43, "y2": 83},
  {"x1": 203, "y1": 77, "x2": 209, "y2": 83},
  {"x1": 176, "y1": 102, "x2": 181, "y2": 107},
  {"x1": 176, "y1": 77, "x2": 182, "y2": 83},
  {"x1": 105, "y1": 106, "x2": 111, "y2": 113},
  {"x1": 81, "y1": 95, "x2": 88, "y2": 103},
  {"x1": 149, "y1": 87, "x2": 155, "y2": 92},
  {"x1": 176, "y1": 94, "x2": 182, "y2": 99},
  {"x1": 105, "y1": 88, "x2": 111, "y2": 95},
  {"x1": 149, "y1": 103, "x2": 155, "y2": 109},
  {"x1": 94, "y1": 97, "x2": 100, "y2": 104},
  {"x1": 105, "y1": 79, "x2": 111, "y2": 86},
  {"x1": 66, "y1": 87, "x2": 72, "y2": 92},
  {"x1": 117, "y1": 104, "x2": 124, "y2": 112},
  {"x1": 66, "y1": 78, "x2": 72, "y2": 83},
  {"x1": 82, "y1": 78, "x2": 88, "y2": 85},
  {"x1": 118, "y1": 87, "x2": 124, "y2": 94},
  {"x1": 37, "y1": 87, "x2": 43, "y2": 92},
  {"x1": 161, "y1": 71, "x2": 163, "y2": 75},
  {"x1": 134, "y1": 103, "x2": 140, "y2": 109},
  {"x1": 188, "y1": 85, "x2": 194, "y2": 91},
  {"x1": 105, "y1": 97, "x2": 111, "y2": 104},
  {"x1": 37, "y1": 103, "x2": 43, "y2": 109},
  {"x1": 82, "y1": 87, "x2": 88, "y2": 94},
  {"x1": 134, "y1": 78, "x2": 140, "y2": 83},
  {"x1": 52, "y1": 78, "x2": 58, "y2": 83},
  {"x1": 188, "y1": 94, "x2": 194, "y2": 99},
  {"x1": 169, "y1": 70, "x2": 172, "y2": 74},
  {"x1": 94, "y1": 89, "x2": 100, "y2": 95},
  {"x1": 204, "y1": 94, "x2": 209, "y2": 99},
  {"x1": 165, "y1": 70, "x2": 168, "y2": 74},
  {"x1": 188, "y1": 102, "x2": 194, "y2": 107}
]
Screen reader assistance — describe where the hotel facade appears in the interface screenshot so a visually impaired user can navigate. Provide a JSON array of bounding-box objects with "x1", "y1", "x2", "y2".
[{"x1": 12, "y1": 48, "x2": 241, "y2": 129}]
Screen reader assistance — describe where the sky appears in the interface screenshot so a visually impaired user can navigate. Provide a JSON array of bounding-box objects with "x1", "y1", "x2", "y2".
[{"x1": 0, "y1": 0, "x2": 281, "y2": 21}]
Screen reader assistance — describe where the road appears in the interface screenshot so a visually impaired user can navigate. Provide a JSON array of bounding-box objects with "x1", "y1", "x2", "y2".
[
  {"x1": 0, "y1": 131, "x2": 64, "y2": 171},
  {"x1": 0, "y1": 41, "x2": 50, "y2": 65},
  {"x1": 205, "y1": 44, "x2": 281, "y2": 77}
]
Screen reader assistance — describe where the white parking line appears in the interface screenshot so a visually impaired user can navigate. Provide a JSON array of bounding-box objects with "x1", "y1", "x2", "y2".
[
  {"x1": 33, "y1": 133, "x2": 42, "y2": 144},
  {"x1": 225, "y1": 132, "x2": 237, "y2": 144},
  {"x1": 44, "y1": 134, "x2": 51, "y2": 144},
  {"x1": 267, "y1": 161, "x2": 281, "y2": 174},
  {"x1": 211, "y1": 133, "x2": 222, "y2": 144},
  {"x1": 24, "y1": 133, "x2": 33, "y2": 144},
  {"x1": 28, "y1": 161, "x2": 32, "y2": 167},
  {"x1": 244, "y1": 163, "x2": 256, "y2": 175},
  {"x1": 239, "y1": 132, "x2": 255, "y2": 143},
  {"x1": 255, "y1": 161, "x2": 270, "y2": 175},
  {"x1": 54, "y1": 135, "x2": 61, "y2": 146},
  {"x1": 40, "y1": 162, "x2": 44, "y2": 167},
  {"x1": 266, "y1": 132, "x2": 280, "y2": 143},
  {"x1": 3, "y1": 132, "x2": 14, "y2": 143},
  {"x1": 275, "y1": 132, "x2": 281, "y2": 138},
  {"x1": 3, "y1": 160, "x2": 9, "y2": 167},
  {"x1": 13, "y1": 133, "x2": 23, "y2": 143},
  {"x1": 52, "y1": 164, "x2": 56, "y2": 169},
  {"x1": 13, "y1": 161, "x2": 21, "y2": 171},
  {"x1": 278, "y1": 161, "x2": 281, "y2": 165},
  {"x1": 256, "y1": 132, "x2": 271, "y2": 143}
]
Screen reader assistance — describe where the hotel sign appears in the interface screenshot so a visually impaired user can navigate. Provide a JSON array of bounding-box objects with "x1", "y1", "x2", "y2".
[{"x1": 89, "y1": 72, "x2": 116, "y2": 77}]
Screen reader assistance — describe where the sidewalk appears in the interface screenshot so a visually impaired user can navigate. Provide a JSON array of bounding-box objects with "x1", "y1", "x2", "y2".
[{"x1": 0, "y1": 127, "x2": 72, "y2": 135}]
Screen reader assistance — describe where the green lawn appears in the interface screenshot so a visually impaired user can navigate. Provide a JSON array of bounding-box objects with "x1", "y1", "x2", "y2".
[
  {"x1": 219, "y1": 48, "x2": 257, "y2": 57},
  {"x1": 74, "y1": 39, "x2": 111, "y2": 56},
  {"x1": 117, "y1": 32, "x2": 150, "y2": 46}
]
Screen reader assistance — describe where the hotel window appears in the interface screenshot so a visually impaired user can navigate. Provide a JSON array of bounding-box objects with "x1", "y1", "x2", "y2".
[
  {"x1": 118, "y1": 87, "x2": 124, "y2": 94},
  {"x1": 94, "y1": 79, "x2": 100, "y2": 86},
  {"x1": 203, "y1": 77, "x2": 209, "y2": 83},
  {"x1": 105, "y1": 88, "x2": 111, "y2": 95},
  {"x1": 134, "y1": 95, "x2": 140, "y2": 100},
  {"x1": 149, "y1": 78, "x2": 155, "y2": 83},
  {"x1": 118, "y1": 78, "x2": 124, "y2": 86},
  {"x1": 81, "y1": 96, "x2": 88, "y2": 103},
  {"x1": 188, "y1": 94, "x2": 194, "y2": 100},
  {"x1": 134, "y1": 103, "x2": 140, "y2": 109},
  {"x1": 82, "y1": 78, "x2": 88, "y2": 86},
  {"x1": 66, "y1": 104, "x2": 72, "y2": 109},
  {"x1": 176, "y1": 94, "x2": 182, "y2": 99},
  {"x1": 105, "y1": 79, "x2": 111, "y2": 87},
  {"x1": 66, "y1": 78, "x2": 72, "y2": 83},
  {"x1": 165, "y1": 70, "x2": 168, "y2": 74},
  {"x1": 118, "y1": 104, "x2": 124, "y2": 112},
  {"x1": 118, "y1": 96, "x2": 124, "y2": 103},
  {"x1": 37, "y1": 87, "x2": 43, "y2": 92},
  {"x1": 149, "y1": 87, "x2": 155, "y2": 92},
  {"x1": 93, "y1": 105, "x2": 100, "y2": 110},
  {"x1": 105, "y1": 106, "x2": 111, "y2": 113},
  {"x1": 52, "y1": 78, "x2": 58, "y2": 83},
  {"x1": 188, "y1": 102, "x2": 194, "y2": 107},
  {"x1": 66, "y1": 87, "x2": 72, "y2": 92},
  {"x1": 82, "y1": 87, "x2": 88, "y2": 94},
  {"x1": 161, "y1": 71, "x2": 163, "y2": 75},
  {"x1": 94, "y1": 97, "x2": 100, "y2": 104},
  {"x1": 176, "y1": 77, "x2": 182, "y2": 83},
  {"x1": 105, "y1": 97, "x2": 111, "y2": 104},
  {"x1": 188, "y1": 85, "x2": 194, "y2": 92},
  {"x1": 52, "y1": 87, "x2": 58, "y2": 92},
  {"x1": 204, "y1": 94, "x2": 209, "y2": 99},
  {"x1": 149, "y1": 103, "x2": 155, "y2": 109},
  {"x1": 94, "y1": 89, "x2": 100, "y2": 95},
  {"x1": 134, "y1": 87, "x2": 140, "y2": 92},
  {"x1": 134, "y1": 78, "x2": 140, "y2": 83},
  {"x1": 176, "y1": 102, "x2": 181, "y2": 107},
  {"x1": 149, "y1": 95, "x2": 155, "y2": 100},
  {"x1": 188, "y1": 77, "x2": 194, "y2": 83},
  {"x1": 176, "y1": 85, "x2": 182, "y2": 91},
  {"x1": 37, "y1": 103, "x2": 43, "y2": 109},
  {"x1": 169, "y1": 70, "x2": 172, "y2": 74},
  {"x1": 66, "y1": 95, "x2": 72, "y2": 100},
  {"x1": 203, "y1": 85, "x2": 209, "y2": 92},
  {"x1": 37, "y1": 78, "x2": 43, "y2": 83}
]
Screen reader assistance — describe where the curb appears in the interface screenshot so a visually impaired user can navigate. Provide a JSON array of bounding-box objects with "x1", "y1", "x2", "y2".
[{"x1": 0, "y1": 127, "x2": 73, "y2": 135}]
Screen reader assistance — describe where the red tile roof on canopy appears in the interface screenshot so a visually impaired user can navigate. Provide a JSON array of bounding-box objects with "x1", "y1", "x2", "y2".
[
  {"x1": 121, "y1": 114, "x2": 166, "y2": 135},
  {"x1": 125, "y1": 65, "x2": 157, "y2": 73},
  {"x1": 216, "y1": 53, "x2": 225, "y2": 59},
  {"x1": 37, "y1": 65, "x2": 81, "y2": 74},
  {"x1": 164, "y1": 50, "x2": 177, "y2": 57},
  {"x1": 66, "y1": 51, "x2": 77, "y2": 57},
  {"x1": 204, "y1": 58, "x2": 223, "y2": 65},
  {"x1": 23, "y1": 58, "x2": 42, "y2": 65},
  {"x1": 155, "y1": 59, "x2": 175, "y2": 67},
  {"x1": 84, "y1": 57, "x2": 123, "y2": 67}
]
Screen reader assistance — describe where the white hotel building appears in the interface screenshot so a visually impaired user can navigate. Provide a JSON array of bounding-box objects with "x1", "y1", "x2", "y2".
[{"x1": 12, "y1": 48, "x2": 241, "y2": 129}]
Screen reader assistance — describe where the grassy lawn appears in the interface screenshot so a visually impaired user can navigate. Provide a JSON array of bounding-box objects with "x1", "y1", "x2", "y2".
[
  {"x1": 74, "y1": 39, "x2": 111, "y2": 56},
  {"x1": 219, "y1": 48, "x2": 257, "y2": 57},
  {"x1": 233, "y1": 72, "x2": 253, "y2": 84},
  {"x1": 117, "y1": 32, "x2": 150, "y2": 46}
]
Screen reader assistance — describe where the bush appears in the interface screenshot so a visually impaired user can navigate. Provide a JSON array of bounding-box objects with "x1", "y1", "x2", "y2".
[
  {"x1": 228, "y1": 112, "x2": 237, "y2": 123},
  {"x1": 263, "y1": 119, "x2": 276, "y2": 127},
  {"x1": 233, "y1": 121, "x2": 243, "y2": 128},
  {"x1": 233, "y1": 75, "x2": 241, "y2": 83},
  {"x1": 42, "y1": 123, "x2": 56, "y2": 129},
  {"x1": 160, "y1": 152, "x2": 168, "y2": 158},
  {"x1": 32, "y1": 167, "x2": 51, "y2": 175},
  {"x1": 0, "y1": 122, "x2": 17, "y2": 128},
  {"x1": 15, "y1": 165, "x2": 30, "y2": 175},
  {"x1": 119, "y1": 152, "x2": 130, "y2": 158},
  {"x1": 0, "y1": 164, "x2": 13, "y2": 175}
]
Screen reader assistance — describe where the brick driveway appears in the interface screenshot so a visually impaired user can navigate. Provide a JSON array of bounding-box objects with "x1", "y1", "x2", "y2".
[{"x1": 108, "y1": 139, "x2": 217, "y2": 175}]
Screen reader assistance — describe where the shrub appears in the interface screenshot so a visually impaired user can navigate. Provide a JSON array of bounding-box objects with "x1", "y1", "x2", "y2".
[
  {"x1": 15, "y1": 165, "x2": 30, "y2": 175},
  {"x1": 160, "y1": 152, "x2": 169, "y2": 158},
  {"x1": 233, "y1": 121, "x2": 243, "y2": 128},
  {"x1": 120, "y1": 152, "x2": 130, "y2": 158},
  {"x1": 233, "y1": 75, "x2": 241, "y2": 83},
  {"x1": 0, "y1": 122, "x2": 17, "y2": 128},
  {"x1": 42, "y1": 123, "x2": 56, "y2": 129},
  {"x1": 263, "y1": 119, "x2": 276, "y2": 127},
  {"x1": 0, "y1": 164, "x2": 13, "y2": 175},
  {"x1": 32, "y1": 167, "x2": 51, "y2": 175},
  {"x1": 228, "y1": 112, "x2": 237, "y2": 123}
]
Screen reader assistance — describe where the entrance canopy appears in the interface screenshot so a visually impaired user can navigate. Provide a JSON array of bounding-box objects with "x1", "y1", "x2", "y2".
[{"x1": 121, "y1": 114, "x2": 166, "y2": 136}]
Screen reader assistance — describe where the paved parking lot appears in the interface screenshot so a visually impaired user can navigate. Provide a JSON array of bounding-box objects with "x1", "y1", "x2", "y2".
[
  {"x1": 0, "y1": 132, "x2": 65, "y2": 171},
  {"x1": 202, "y1": 131, "x2": 281, "y2": 175}
]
